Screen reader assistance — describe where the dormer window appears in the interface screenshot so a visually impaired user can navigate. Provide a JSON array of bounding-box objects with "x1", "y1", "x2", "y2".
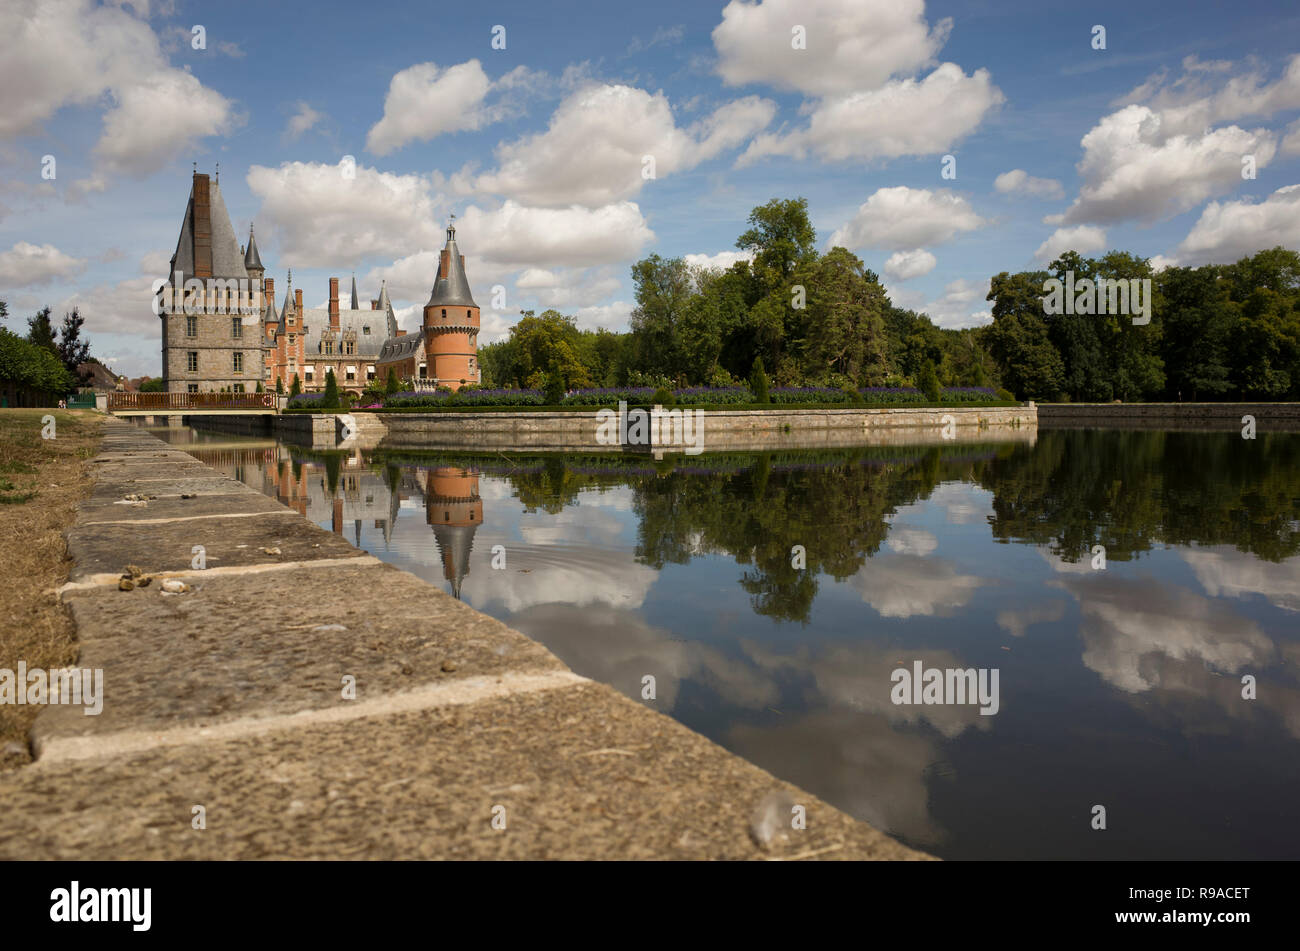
[{"x1": 363, "y1": 326, "x2": 371, "y2": 334}]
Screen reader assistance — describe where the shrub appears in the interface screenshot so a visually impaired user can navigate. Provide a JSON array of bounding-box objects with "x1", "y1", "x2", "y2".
[
  {"x1": 289, "y1": 375, "x2": 301, "y2": 397},
  {"x1": 996, "y1": 386, "x2": 1017, "y2": 402},
  {"x1": 385, "y1": 367, "x2": 401, "y2": 396},
  {"x1": 749, "y1": 356, "x2": 769, "y2": 404},
  {"x1": 321, "y1": 370, "x2": 340, "y2": 409},
  {"x1": 543, "y1": 365, "x2": 565, "y2": 405},
  {"x1": 917, "y1": 361, "x2": 941, "y2": 402},
  {"x1": 770, "y1": 386, "x2": 856, "y2": 404},
  {"x1": 651, "y1": 386, "x2": 676, "y2": 406},
  {"x1": 941, "y1": 386, "x2": 1000, "y2": 403}
]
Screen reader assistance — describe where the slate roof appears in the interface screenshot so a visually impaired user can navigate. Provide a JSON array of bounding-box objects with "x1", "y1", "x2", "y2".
[
  {"x1": 169, "y1": 177, "x2": 248, "y2": 280},
  {"x1": 426, "y1": 225, "x2": 477, "y2": 308}
]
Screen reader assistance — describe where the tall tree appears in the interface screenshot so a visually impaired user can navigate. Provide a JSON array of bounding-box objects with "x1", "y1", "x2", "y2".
[
  {"x1": 27, "y1": 306, "x2": 57, "y2": 355},
  {"x1": 57, "y1": 307, "x2": 91, "y2": 376}
]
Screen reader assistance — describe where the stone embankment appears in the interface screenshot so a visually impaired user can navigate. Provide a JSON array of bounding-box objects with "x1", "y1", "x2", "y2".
[
  {"x1": 1037, "y1": 402, "x2": 1300, "y2": 431},
  {"x1": 189, "y1": 404, "x2": 1037, "y2": 452},
  {"x1": 0, "y1": 420, "x2": 928, "y2": 860}
]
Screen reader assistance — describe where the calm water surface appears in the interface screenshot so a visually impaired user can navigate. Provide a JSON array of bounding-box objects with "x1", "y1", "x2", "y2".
[{"x1": 156, "y1": 426, "x2": 1300, "y2": 860}]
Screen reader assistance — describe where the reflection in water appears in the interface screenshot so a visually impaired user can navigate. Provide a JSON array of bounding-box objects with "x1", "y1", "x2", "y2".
[{"x1": 158, "y1": 426, "x2": 1300, "y2": 860}]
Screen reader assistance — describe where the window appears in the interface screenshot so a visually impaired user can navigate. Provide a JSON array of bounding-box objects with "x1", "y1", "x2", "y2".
[
  {"x1": 367, "y1": 366, "x2": 376, "y2": 381},
  {"x1": 346, "y1": 369, "x2": 356, "y2": 382},
  {"x1": 288, "y1": 334, "x2": 295, "y2": 346},
  {"x1": 418, "y1": 364, "x2": 427, "y2": 379},
  {"x1": 186, "y1": 351, "x2": 198, "y2": 372},
  {"x1": 233, "y1": 383, "x2": 245, "y2": 393},
  {"x1": 324, "y1": 340, "x2": 333, "y2": 355},
  {"x1": 363, "y1": 326, "x2": 371, "y2": 335},
  {"x1": 186, "y1": 315, "x2": 198, "y2": 337},
  {"x1": 467, "y1": 309, "x2": 472, "y2": 320},
  {"x1": 233, "y1": 352, "x2": 244, "y2": 372},
  {"x1": 187, "y1": 383, "x2": 198, "y2": 394},
  {"x1": 441, "y1": 309, "x2": 446, "y2": 318},
  {"x1": 232, "y1": 317, "x2": 242, "y2": 338},
  {"x1": 305, "y1": 369, "x2": 314, "y2": 382},
  {"x1": 346, "y1": 341, "x2": 355, "y2": 355}
]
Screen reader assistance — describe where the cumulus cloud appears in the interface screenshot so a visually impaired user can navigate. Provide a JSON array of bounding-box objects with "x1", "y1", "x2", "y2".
[
  {"x1": 0, "y1": 0, "x2": 235, "y2": 175},
  {"x1": 921, "y1": 278, "x2": 993, "y2": 329},
  {"x1": 713, "y1": 0, "x2": 950, "y2": 96},
  {"x1": 852, "y1": 554, "x2": 983, "y2": 618},
  {"x1": 284, "y1": 101, "x2": 322, "y2": 141},
  {"x1": 882, "y1": 248, "x2": 937, "y2": 281},
  {"x1": 55, "y1": 250, "x2": 169, "y2": 338},
  {"x1": 366, "y1": 60, "x2": 494, "y2": 155},
  {"x1": 994, "y1": 169, "x2": 1064, "y2": 200},
  {"x1": 0, "y1": 241, "x2": 85, "y2": 286},
  {"x1": 739, "y1": 63, "x2": 1003, "y2": 164},
  {"x1": 474, "y1": 84, "x2": 775, "y2": 206},
  {"x1": 457, "y1": 200, "x2": 655, "y2": 267},
  {"x1": 1034, "y1": 225, "x2": 1108, "y2": 263},
  {"x1": 95, "y1": 70, "x2": 237, "y2": 175},
  {"x1": 1283, "y1": 119, "x2": 1300, "y2": 157},
  {"x1": 247, "y1": 161, "x2": 444, "y2": 267},
  {"x1": 683, "y1": 250, "x2": 752, "y2": 271},
  {"x1": 828, "y1": 187, "x2": 984, "y2": 252},
  {"x1": 1057, "y1": 57, "x2": 1300, "y2": 225},
  {"x1": 1172, "y1": 184, "x2": 1300, "y2": 265}
]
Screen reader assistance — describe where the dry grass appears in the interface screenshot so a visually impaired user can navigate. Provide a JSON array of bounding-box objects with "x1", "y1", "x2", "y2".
[{"x1": 0, "y1": 409, "x2": 101, "y2": 770}]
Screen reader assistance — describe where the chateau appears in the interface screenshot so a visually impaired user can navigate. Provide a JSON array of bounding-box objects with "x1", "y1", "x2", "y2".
[{"x1": 160, "y1": 170, "x2": 481, "y2": 394}]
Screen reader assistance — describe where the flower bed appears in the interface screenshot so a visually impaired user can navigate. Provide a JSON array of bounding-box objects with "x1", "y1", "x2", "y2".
[{"x1": 384, "y1": 388, "x2": 546, "y2": 408}]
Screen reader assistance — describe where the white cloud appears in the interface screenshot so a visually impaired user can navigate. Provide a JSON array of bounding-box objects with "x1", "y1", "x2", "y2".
[
  {"x1": 1057, "y1": 56, "x2": 1300, "y2": 226},
  {"x1": 1172, "y1": 184, "x2": 1300, "y2": 264},
  {"x1": 55, "y1": 250, "x2": 168, "y2": 337},
  {"x1": 0, "y1": 0, "x2": 235, "y2": 175},
  {"x1": 573, "y1": 301, "x2": 634, "y2": 332},
  {"x1": 921, "y1": 278, "x2": 992, "y2": 329},
  {"x1": 683, "y1": 250, "x2": 752, "y2": 271},
  {"x1": 740, "y1": 63, "x2": 1003, "y2": 164},
  {"x1": 365, "y1": 60, "x2": 494, "y2": 155},
  {"x1": 0, "y1": 241, "x2": 86, "y2": 286},
  {"x1": 95, "y1": 70, "x2": 237, "y2": 175},
  {"x1": 994, "y1": 168, "x2": 1064, "y2": 200},
  {"x1": 474, "y1": 84, "x2": 775, "y2": 206},
  {"x1": 1119, "y1": 53, "x2": 1300, "y2": 140},
  {"x1": 852, "y1": 554, "x2": 982, "y2": 618},
  {"x1": 1283, "y1": 118, "x2": 1300, "y2": 157},
  {"x1": 828, "y1": 186, "x2": 984, "y2": 251},
  {"x1": 882, "y1": 248, "x2": 937, "y2": 281},
  {"x1": 458, "y1": 200, "x2": 655, "y2": 267},
  {"x1": 1182, "y1": 547, "x2": 1300, "y2": 613},
  {"x1": 712, "y1": 0, "x2": 950, "y2": 96},
  {"x1": 1060, "y1": 105, "x2": 1274, "y2": 225},
  {"x1": 284, "y1": 101, "x2": 322, "y2": 140},
  {"x1": 247, "y1": 161, "x2": 445, "y2": 268},
  {"x1": 1034, "y1": 225, "x2": 1108, "y2": 263}
]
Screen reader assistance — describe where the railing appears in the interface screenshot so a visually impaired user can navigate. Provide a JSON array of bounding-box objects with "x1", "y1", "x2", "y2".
[{"x1": 106, "y1": 391, "x2": 278, "y2": 411}]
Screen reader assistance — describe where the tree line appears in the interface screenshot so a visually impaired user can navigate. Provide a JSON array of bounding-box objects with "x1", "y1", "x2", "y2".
[{"x1": 480, "y1": 197, "x2": 1299, "y2": 402}]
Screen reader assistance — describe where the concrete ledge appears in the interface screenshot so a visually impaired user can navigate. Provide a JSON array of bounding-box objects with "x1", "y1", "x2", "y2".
[
  {"x1": 0, "y1": 420, "x2": 930, "y2": 860},
  {"x1": 1038, "y1": 402, "x2": 1300, "y2": 431}
]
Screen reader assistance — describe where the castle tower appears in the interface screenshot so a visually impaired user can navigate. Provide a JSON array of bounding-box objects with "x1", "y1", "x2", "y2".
[
  {"x1": 422, "y1": 224, "x2": 480, "y2": 390},
  {"x1": 425, "y1": 466, "x2": 482, "y2": 599}
]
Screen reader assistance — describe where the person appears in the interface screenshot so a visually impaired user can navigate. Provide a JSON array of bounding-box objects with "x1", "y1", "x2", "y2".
[{"x1": 58, "y1": 398, "x2": 66, "y2": 409}]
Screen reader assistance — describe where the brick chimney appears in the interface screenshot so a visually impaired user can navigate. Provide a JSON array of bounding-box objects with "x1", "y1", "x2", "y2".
[
  {"x1": 371, "y1": 299, "x2": 379, "y2": 310},
  {"x1": 192, "y1": 173, "x2": 213, "y2": 279},
  {"x1": 263, "y1": 278, "x2": 274, "y2": 321},
  {"x1": 295, "y1": 288, "x2": 303, "y2": 314},
  {"x1": 329, "y1": 277, "x2": 340, "y2": 331},
  {"x1": 396, "y1": 329, "x2": 407, "y2": 336}
]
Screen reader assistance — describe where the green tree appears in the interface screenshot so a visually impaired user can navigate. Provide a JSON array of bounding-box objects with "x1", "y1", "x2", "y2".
[
  {"x1": 385, "y1": 367, "x2": 401, "y2": 395},
  {"x1": 27, "y1": 306, "x2": 57, "y2": 355},
  {"x1": 56, "y1": 307, "x2": 91, "y2": 377},
  {"x1": 543, "y1": 363, "x2": 566, "y2": 404},
  {"x1": 139, "y1": 377, "x2": 164, "y2": 393},
  {"x1": 289, "y1": 374, "x2": 301, "y2": 397},
  {"x1": 982, "y1": 271, "x2": 1065, "y2": 400},
  {"x1": 276, "y1": 377, "x2": 284, "y2": 395},
  {"x1": 917, "y1": 360, "x2": 941, "y2": 402},
  {"x1": 321, "y1": 369, "x2": 340, "y2": 409},
  {"x1": 749, "y1": 355, "x2": 769, "y2": 403}
]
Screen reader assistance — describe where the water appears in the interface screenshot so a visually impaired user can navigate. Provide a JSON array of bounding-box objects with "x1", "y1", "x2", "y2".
[{"x1": 155, "y1": 425, "x2": 1300, "y2": 860}]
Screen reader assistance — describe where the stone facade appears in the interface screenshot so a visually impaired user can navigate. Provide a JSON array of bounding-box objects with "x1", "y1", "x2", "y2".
[{"x1": 162, "y1": 170, "x2": 477, "y2": 396}]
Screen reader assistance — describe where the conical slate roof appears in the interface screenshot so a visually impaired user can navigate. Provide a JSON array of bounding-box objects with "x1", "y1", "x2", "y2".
[
  {"x1": 432, "y1": 523, "x2": 476, "y2": 600},
  {"x1": 244, "y1": 225, "x2": 263, "y2": 271},
  {"x1": 350, "y1": 274, "x2": 359, "y2": 310},
  {"x1": 169, "y1": 174, "x2": 247, "y2": 280},
  {"x1": 281, "y1": 271, "x2": 295, "y2": 319},
  {"x1": 426, "y1": 225, "x2": 477, "y2": 308}
]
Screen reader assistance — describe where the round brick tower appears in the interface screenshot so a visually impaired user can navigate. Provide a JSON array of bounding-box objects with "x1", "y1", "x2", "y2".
[
  {"x1": 426, "y1": 467, "x2": 482, "y2": 599},
  {"x1": 422, "y1": 224, "x2": 480, "y2": 390}
]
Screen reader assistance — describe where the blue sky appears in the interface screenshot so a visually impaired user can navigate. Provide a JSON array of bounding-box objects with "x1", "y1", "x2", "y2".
[{"x1": 2, "y1": 0, "x2": 1299, "y2": 378}]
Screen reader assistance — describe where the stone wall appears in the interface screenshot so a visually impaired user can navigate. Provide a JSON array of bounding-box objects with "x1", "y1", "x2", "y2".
[
  {"x1": 367, "y1": 405, "x2": 1036, "y2": 453},
  {"x1": 1038, "y1": 402, "x2": 1300, "y2": 431}
]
